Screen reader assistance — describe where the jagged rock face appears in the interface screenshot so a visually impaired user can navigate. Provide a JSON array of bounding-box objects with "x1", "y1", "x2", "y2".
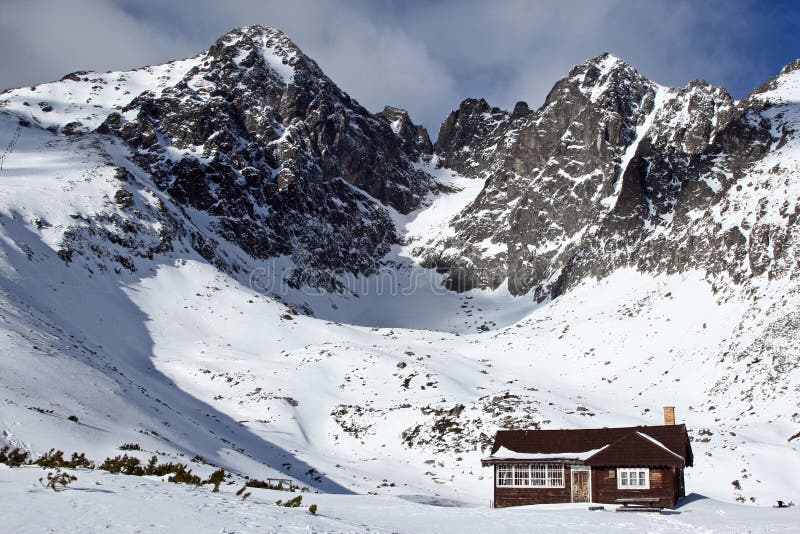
[
  {"x1": 425, "y1": 53, "x2": 800, "y2": 300},
  {"x1": 425, "y1": 54, "x2": 658, "y2": 293},
  {"x1": 377, "y1": 106, "x2": 433, "y2": 158},
  {"x1": 5, "y1": 29, "x2": 800, "y2": 303},
  {"x1": 434, "y1": 98, "x2": 514, "y2": 178},
  {"x1": 98, "y1": 25, "x2": 433, "y2": 288}
]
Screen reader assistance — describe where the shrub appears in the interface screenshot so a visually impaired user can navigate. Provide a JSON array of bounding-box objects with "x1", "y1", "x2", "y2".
[
  {"x1": 205, "y1": 468, "x2": 225, "y2": 492},
  {"x1": 40, "y1": 468, "x2": 77, "y2": 492},
  {"x1": 145, "y1": 456, "x2": 200, "y2": 484},
  {"x1": 119, "y1": 443, "x2": 141, "y2": 451},
  {"x1": 236, "y1": 485, "x2": 251, "y2": 500},
  {"x1": 246, "y1": 478, "x2": 296, "y2": 491},
  {"x1": 144, "y1": 456, "x2": 178, "y2": 476},
  {"x1": 67, "y1": 415, "x2": 79, "y2": 422},
  {"x1": 99, "y1": 454, "x2": 200, "y2": 484},
  {"x1": 99, "y1": 454, "x2": 144, "y2": 475},
  {"x1": 36, "y1": 449, "x2": 64, "y2": 468},
  {"x1": 167, "y1": 466, "x2": 201, "y2": 485},
  {"x1": 309, "y1": 504, "x2": 318, "y2": 515},
  {"x1": 276, "y1": 496, "x2": 303, "y2": 508},
  {"x1": 36, "y1": 449, "x2": 66, "y2": 468},
  {"x1": 0, "y1": 446, "x2": 31, "y2": 467},
  {"x1": 246, "y1": 478, "x2": 276, "y2": 489},
  {"x1": 67, "y1": 452, "x2": 95, "y2": 469},
  {"x1": 35, "y1": 449, "x2": 94, "y2": 469}
]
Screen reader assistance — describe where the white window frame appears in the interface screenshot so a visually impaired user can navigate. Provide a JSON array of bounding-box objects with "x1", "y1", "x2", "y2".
[
  {"x1": 496, "y1": 463, "x2": 565, "y2": 488},
  {"x1": 617, "y1": 468, "x2": 650, "y2": 489}
]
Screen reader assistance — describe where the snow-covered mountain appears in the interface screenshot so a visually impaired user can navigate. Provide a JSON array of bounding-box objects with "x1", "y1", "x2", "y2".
[
  {"x1": 423, "y1": 53, "x2": 795, "y2": 301},
  {"x1": 2, "y1": 25, "x2": 435, "y2": 292},
  {"x1": 1, "y1": 25, "x2": 799, "y2": 525}
]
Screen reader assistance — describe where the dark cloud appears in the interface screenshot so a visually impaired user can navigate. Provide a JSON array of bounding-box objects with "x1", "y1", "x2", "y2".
[{"x1": 1, "y1": 0, "x2": 798, "y2": 134}]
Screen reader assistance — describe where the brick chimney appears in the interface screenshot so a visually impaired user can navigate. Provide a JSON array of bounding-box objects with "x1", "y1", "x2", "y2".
[{"x1": 663, "y1": 406, "x2": 675, "y2": 425}]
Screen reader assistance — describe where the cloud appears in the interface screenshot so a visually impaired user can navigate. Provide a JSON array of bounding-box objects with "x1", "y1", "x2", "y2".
[
  {"x1": 0, "y1": 0, "x2": 196, "y2": 87},
  {"x1": 1, "y1": 0, "x2": 797, "y2": 134}
]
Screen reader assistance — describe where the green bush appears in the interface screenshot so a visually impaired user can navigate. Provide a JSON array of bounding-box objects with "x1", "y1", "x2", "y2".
[
  {"x1": 40, "y1": 468, "x2": 77, "y2": 492},
  {"x1": 99, "y1": 454, "x2": 200, "y2": 485},
  {"x1": 235, "y1": 485, "x2": 251, "y2": 500},
  {"x1": 36, "y1": 449, "x2": 67, "y2": 468},
  {"x1": 246, "y1": 478, "x2": 278, "y2": 489},
  {"x1": 246, "y1": 478, "x2": 296, "y2": 491},
  {"x1": 144, "y1": 456, "x2": 180, "y2": 476},
  {"x1": 99, "y1": 454, "x2": 145, "y2": 475},
  {"x1": 205, "y1": 468, "x2": 225, "y2": 492},
  {"x1": 276, "y1": 495, "x2": 303, "y2": 508},
  {"x1": 67, "y1": 452, "x2": 95, "y2": 469},
  {"x1": 35, "y1": 449, "x2": 94, "y2": 469},
  {"x1": 309, "y1": 504, "x2": 318, "y2": 515},
  {"x1": 0, "y1": 446, "x2": 31, "y2": 467},
  {"x1": 119, "y1": 443, "x2": 141, "y2": 451},
  {"x1": 167, "y1": 466, "x2": 201, "y2": 485}
]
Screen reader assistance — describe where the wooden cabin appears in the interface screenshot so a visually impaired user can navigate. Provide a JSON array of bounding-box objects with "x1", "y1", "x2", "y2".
[{"x1": 481, "y1": 408, "x2": 693, "y2": 509}]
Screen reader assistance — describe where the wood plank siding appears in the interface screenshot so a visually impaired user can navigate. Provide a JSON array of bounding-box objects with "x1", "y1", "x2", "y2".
[
  {"x1": 492, "y1": 465, "x2": 573, "y2": 507},
  {"x1": 492, "y1": 465, "x2": 685, "y2": 508},
  {"x1": 592, "y1": 467, "x2": 681, "y2": 508}
]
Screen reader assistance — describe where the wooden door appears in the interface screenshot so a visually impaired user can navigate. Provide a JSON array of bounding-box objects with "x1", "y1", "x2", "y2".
[{"x1": 572, "y1": 471, "x2": 590, "y2": 502}]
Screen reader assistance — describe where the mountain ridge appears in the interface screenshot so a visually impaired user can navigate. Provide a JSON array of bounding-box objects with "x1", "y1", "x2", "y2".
[
  {"x1": 0, "y1": 26, "x2": 799, "y2": 510},
  {"x1": 2, "y1": 25, "x2": 437, "y2": 292},
  {"x1": 422, "y1": 51, "x2": 797, "y2": 300}
]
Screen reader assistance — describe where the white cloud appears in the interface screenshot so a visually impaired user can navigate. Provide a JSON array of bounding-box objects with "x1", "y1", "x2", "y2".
[
  {"x1": 0, "y1": 0, "x2": 785, "y2": 135},
  {"x1": 0, "y1": 0, "x2": 196, "y2": 87}
]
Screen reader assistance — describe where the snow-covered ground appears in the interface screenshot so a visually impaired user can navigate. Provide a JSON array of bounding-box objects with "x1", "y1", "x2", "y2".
[
  {"x1": 298, "y1": 161, "x2": 539, "y2": 331},
  {"x1": 4, "y1": 465, "x2": 799, "y2": 533}
]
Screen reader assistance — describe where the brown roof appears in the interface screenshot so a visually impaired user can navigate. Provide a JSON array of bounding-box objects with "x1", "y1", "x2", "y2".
[{"x1": 487, "y1": 424, "x2": 693, "y2": 468}]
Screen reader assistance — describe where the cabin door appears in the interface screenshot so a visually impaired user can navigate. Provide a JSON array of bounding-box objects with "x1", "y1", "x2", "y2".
[{"x1": 571, "y1": 468, "x2": 590, "y2": 503}]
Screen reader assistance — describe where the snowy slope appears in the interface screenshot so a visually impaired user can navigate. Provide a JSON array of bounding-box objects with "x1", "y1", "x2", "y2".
[
  {"x1": 0, "y1": 55, "x2": 204, "y2": 133},
  {"x1": 3, "y1": 465, "x2": 800, "y2": 533},
  {"x1": 1, "y1": 171, "x2": 797, "y2": 507},
  {"x1": 1, "y1": 28, "x2": 800, "y2": 532}
]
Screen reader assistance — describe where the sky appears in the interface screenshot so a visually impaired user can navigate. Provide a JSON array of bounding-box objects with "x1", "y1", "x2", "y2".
[{"x1": 1, "y1": 0, "x2": 799, "y2": 133}]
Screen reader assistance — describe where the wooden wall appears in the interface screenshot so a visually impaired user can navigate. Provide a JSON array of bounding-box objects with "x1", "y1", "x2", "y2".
[
  {"x1": 592, "y1": 467, "x2": 679, "y2": 508},
  {"x1": 492, "y1": 465, "x2": 684, "y2": 508},
  {"x1": 493, "y1": 465, "x2": 572, "y2": 508}
]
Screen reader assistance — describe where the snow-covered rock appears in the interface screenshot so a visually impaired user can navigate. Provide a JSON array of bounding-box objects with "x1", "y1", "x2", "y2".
[{"x1": 2, "y1": 25, "x2": 435, "y2": 292}]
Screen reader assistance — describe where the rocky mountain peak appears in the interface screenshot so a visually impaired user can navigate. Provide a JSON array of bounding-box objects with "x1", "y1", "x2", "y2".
[
  {"x1": 544, "y1": 52, "x2": 655, "y2": 129},
  {"x1": 748, "y1": 57, "x2": 800, "y2": 106},
  {"x1": 422, "y1": 52, "x2": 800, "y2": 300},
  {"x1": 433, "y1": 98, "x2": 511, "y2": 177},
  {"x1": 202, "y1": 25, "x2": 330, "y2": 95},
  {"x1": 213, "y1": 24, "x2": 300, "y2": 54},
  {"x1": 51, "y1": 25, "x2": 437, "y2": 290},
  {"x1": 424, "y1": 53, "x2": 661, "y2": 293},
  {"x1": 377, "y1": 106, "x2": 433, "y2": 157},
  {"x1": 779, "y1": 57, "x2": 800, "y2": 76}
]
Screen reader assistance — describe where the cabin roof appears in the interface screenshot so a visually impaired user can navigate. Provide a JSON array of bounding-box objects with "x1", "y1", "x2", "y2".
[{"x1": 484, "y1": 424, "x2": 693, "y2": 468}]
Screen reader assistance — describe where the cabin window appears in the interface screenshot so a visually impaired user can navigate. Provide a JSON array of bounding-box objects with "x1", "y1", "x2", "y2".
[
  {"x1": 496, "y1": 464, "x2": 565, "y2": 488},
  {"x1": 497, "y1": 465, "x2": 514, "y2": 486},
  {"x1": 617, "y1": 468, "x2": 650, "y2": 489}
]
